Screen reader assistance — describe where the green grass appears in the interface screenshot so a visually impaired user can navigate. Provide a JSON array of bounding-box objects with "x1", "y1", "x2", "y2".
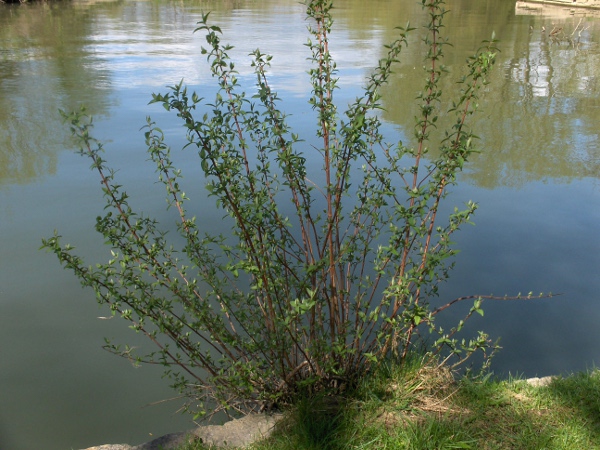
[{"x1": 177, "y1": 358, "x2": 600, "y2": 450}]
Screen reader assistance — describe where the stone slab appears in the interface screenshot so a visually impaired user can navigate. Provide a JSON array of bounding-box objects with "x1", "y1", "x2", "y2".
[{"x1": 81, "y1": 413, "x2": 283, "y2": 450}]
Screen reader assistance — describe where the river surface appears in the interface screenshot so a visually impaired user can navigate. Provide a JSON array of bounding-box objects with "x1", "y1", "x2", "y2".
[{"x1": 0, "y1": 0, "x2": 599, "y2": 448}]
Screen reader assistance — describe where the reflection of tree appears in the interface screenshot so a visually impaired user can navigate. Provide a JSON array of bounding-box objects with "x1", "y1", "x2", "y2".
[
  {"x1": 465, "y1": 14, "x2": 600, "y2": 187},
  {"x1": 0, "y1": 0, "x2": 294, "y2": 186},
  {"x1": 2, "y1": 0, "x2": 598, "y2": 187},
  {"x1": 339, "y1": 0, "x2": 600, "y2": 187},
  {"x1": 0, "y1": 2, "x2": 113, "y2": 185}
]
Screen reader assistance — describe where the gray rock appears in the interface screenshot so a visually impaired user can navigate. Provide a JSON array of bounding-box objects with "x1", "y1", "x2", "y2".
[
  {"x1": 191, "y1": 413, "x2": 282, "y2": 448},
  {"x1": 83, "y1": 446, "x2": 134, "y2": 450},
  {"x1": 134, "y1": 431, "x2": 197, "y2": 449},
  {"x1": 525, "y1": 376, "x2": 554, "y2": 387},
  {"x1": 81, "y1": 413, "x2": 283, "y2": 450}
]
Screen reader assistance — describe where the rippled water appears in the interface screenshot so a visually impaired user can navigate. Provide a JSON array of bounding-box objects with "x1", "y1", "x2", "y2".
[{"x1": 1, "y1": 0, "x2": 599, "y2": 448}]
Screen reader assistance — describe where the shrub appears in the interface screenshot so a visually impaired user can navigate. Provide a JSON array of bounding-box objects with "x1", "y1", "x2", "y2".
[{"x1": 43, "y1": 0, "x2": 499, "y2": 417}]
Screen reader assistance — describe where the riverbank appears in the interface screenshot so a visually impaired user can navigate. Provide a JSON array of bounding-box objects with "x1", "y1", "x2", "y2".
[
  {"x1": 518, "y1": 0, "x2": 600, "y2": 9},
  {"x1": 83, "y1": 367, "x2": 600, "y2": 450},
  {"x1": 516, "y1": 0, "x2": 600, "y2": 18}
]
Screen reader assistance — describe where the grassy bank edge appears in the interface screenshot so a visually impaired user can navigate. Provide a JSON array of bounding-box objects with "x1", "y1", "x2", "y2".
[{"x1": 177, "y1": 357, "x2": 600, "y2": 450}]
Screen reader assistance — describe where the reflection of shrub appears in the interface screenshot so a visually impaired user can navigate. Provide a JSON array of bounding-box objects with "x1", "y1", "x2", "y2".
[{"x1": 43, "y1": 0, "x2": 499, "y2": 418}]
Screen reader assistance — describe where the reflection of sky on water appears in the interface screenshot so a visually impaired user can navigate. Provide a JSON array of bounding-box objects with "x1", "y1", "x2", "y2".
[
  {"x1": 439, "y1": 175, "x2": 600, "y2": 375},
  {"x1": 84, "y1": 6, "x2": 384, "y2": 95},
  {"x1": 1, "y1": 1, "x2": 599, "y2": 449}
]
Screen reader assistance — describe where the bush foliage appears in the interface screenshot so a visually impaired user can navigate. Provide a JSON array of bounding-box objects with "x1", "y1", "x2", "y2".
[{"x1": 43, "y1": 0, "x2": 499, "y2": 417}]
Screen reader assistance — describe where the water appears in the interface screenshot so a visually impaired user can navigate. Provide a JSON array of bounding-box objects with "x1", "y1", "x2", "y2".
[{"x1": 0, "y1": 0, "x2": 599, "y2": 448}]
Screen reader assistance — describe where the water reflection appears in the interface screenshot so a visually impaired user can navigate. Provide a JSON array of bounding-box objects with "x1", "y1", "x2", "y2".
[
  {"x1": 1, "y1": 0, "x2": 598, "y2": 186},
  {"x1": 373, "y1": 0, "x2": 600, "y2": 187},
  {"x1": 470, "y1": 11, "x2": 600, "y2": 187},
  {"x1": 0, "y1": 1, "x2": 599, "y2": 449},
  {"x1": 0, "y1": 2, "x2": 113, "y2": 185}
]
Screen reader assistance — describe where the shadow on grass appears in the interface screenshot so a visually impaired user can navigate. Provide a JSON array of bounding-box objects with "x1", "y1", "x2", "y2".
[
  {"x1": 451, "y1": 370, "x2": 600, "y2": 449},
  {"x1": 546, "y1": 371, "x2": 600, "y2": 442},
  {"x1": 278, "y1": 394, "x2": 350, "y2": 450},
  {"x1": 254, "y1": 365, "x2": 600, "y2": 450}
]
